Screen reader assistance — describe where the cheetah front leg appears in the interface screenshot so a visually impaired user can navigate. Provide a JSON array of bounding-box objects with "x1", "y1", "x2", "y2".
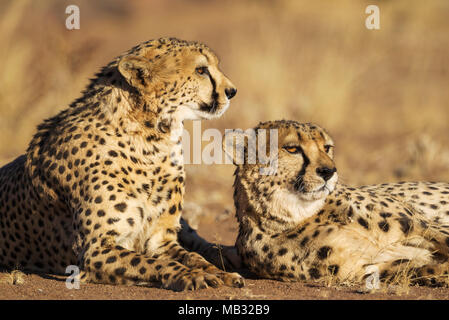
[
  {"x1": 80, "y1": 237, "x2": 223, "y2": 291},
  {"x1": 178, "y1": 218, "x2": 242, "y2": 271},
  {"x1": 158, "y1": 236, "x2": 244, "y2": 288}
]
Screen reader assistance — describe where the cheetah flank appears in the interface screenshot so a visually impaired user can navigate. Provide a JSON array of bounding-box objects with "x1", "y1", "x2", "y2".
[
  {"x1": 0, "y1": 37, "x2": 244, "y2": 291},
  {"x1": 225, "y1": 120, "x2": 449, "y2": 286}
]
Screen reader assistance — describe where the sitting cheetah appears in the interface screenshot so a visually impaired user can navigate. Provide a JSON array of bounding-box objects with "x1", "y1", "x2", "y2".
[
  {"x1": 224, "y1": 120, "x2": 449, "y2": 286},
  {"x1": 0, "y1": 37, "x2": 244, "y2": 291}
]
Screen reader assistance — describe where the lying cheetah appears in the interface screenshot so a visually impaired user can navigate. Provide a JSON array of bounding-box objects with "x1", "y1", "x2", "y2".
[
  {"x1": 225, "y1": 120, "x2": 449, "y2": 286},
  {"x1": 0, "y1": 37, "x2": 244, "y2": 291}
]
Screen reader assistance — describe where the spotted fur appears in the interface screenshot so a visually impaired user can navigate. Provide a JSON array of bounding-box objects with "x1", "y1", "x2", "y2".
[
  {"x1": 229, "y1": 120, "x2": 449, "y2": 287},
  {"x1": 0, "y1": 37, "x2": 243, "y2": 291}
]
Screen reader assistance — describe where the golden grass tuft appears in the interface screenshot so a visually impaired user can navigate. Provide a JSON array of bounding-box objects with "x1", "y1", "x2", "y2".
[{"x1": 0, "y1": 270, "x2": 26, "y2": 285}]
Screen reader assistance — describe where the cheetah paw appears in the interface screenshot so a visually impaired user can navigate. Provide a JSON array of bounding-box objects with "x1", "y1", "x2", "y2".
[
  {"x1": 165, "y1": 270, "x2": 224, "y2": 291},
  {"x1": 216, "y1": 271, "x2": 245, "y2": 288}
]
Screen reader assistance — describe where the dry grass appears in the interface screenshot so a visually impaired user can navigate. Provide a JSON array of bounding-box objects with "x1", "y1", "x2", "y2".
[
  {"x1": 318, "y1": 227, "x2": 449, "y2": 293},
  {"x1": 0, "y1": 270, "x2": 26, "y2": 285}
]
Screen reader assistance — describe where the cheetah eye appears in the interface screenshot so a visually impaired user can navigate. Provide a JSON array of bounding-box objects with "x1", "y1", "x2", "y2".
[
  {"x1": 324, "y1": 145, "x2": 333, "y2": 153},
  {"x1": 196, "y1": 66, "x2": 208, "y2": 75},
  {"x1": 283, "y1": 146, "x2": 302, "y2": 154}
]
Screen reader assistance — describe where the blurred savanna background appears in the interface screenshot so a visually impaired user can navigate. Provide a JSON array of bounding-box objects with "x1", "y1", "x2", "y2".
[{"x1": 0, "y1": 0, "x2": 448, "y2": 245}]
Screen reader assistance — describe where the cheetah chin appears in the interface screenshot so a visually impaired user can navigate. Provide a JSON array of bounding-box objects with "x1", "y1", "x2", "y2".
[
  {"x1": 175, "y1": 99, "x2": 230, "y2": 122},
  {"x1": 197, "y1": 99, "x2": 230, "y2": 120}
]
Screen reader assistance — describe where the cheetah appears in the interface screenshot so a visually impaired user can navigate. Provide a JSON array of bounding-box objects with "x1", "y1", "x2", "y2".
[
  {"x1": 224, "y1": 120, "x2": 449, "y2": 287},
  {"x1": 0, "y1": 37, "x2": 244, "y2": 291}
]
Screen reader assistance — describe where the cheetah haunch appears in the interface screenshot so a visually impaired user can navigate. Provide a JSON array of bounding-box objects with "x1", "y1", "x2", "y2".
[
  {"x1": 0, "y1": 37, "x2": 244, "y2": 291},
  {"x1": 226, "y1": 120, "x2": 449, "y2": 287}
]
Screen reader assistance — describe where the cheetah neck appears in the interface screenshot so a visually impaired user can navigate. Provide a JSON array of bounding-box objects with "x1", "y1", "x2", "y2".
[
  {"x1": 92, "y1": 75, "x2": 188, "y2": 145},
  {"x1": 268, "y1": 189, "x2": 327, "y2": 225},
  {"x1": 234, "y1": 176, "x2": 327, "y2": 234},
  {"x1": 76, "y1": 64, "x2": 188, "y2": 134},
  {"x1": 30, "y1": 76, "x2": 186, "y2": 171}
]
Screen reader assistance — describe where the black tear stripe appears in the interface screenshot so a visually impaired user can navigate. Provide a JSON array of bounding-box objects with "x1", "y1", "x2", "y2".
[
  {"x1": 199, "y1": 71, "x2": 219, "y2": 113},
  {"x1": 294, "y1": 146, "x2": 310, "y2": 190},
  {"x1": 136, "y1": 68, "x2": 146, "y2": 86}
]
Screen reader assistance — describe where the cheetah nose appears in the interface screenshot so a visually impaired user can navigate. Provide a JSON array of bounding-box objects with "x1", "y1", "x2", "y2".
[
  {"x1": 225, "y1": 87, "x2": 237, "y2": 100},
  {"x1": 316, "y1": 167, "x2": 336, "y2": 181}
]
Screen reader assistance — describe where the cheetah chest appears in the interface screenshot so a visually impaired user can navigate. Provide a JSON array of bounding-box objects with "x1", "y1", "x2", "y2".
[{"x1": 110, "y1": 163, "x2": 185, "y2": 255}]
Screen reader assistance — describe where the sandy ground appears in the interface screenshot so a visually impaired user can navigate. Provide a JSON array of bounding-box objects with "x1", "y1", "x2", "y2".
[{"x1": 1, "y1": 212, "x2": 449, "y2": 300}]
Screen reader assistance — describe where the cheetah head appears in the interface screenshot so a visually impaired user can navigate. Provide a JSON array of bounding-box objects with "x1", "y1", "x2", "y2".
[
  {"x1": 117, "y1": 37, "x2": 236, "y2": 123},
  {"x1": 225, "y1": 120, "x2": 338, "y2": 225}
]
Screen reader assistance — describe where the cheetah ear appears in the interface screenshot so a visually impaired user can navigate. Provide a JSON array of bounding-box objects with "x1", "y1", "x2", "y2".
[
  {"x1": 223, "y1": 129, "x2": 257, "y2": 165},
  {"x1": 118, "y1": 55, "x2": 153, "y2": 90}
]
